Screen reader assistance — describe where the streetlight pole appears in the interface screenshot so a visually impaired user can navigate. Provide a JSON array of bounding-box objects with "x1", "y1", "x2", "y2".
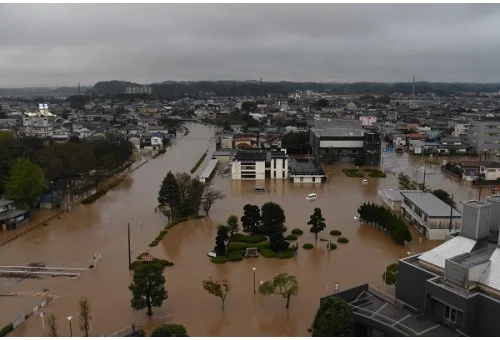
[
  {"x1": 127, "y1": 222, "x2": 131, "y2": 269},
  {"x1": 422, "y1": 161, "x2": 427, "y2": 188},
  {"x1": 252, "y1": 267, "x2": 256, "y2": 294},
  {"x1": 66, "y1": 316, "x2": 73, "y2": 337}
]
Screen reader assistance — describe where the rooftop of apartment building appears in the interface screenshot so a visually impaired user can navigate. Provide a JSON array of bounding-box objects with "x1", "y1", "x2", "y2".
[
  {"x1": 288, "y1": 158, "x2": 325, "y2": 176},
  {"x1": 232, "y1": 149, "x2": 288, "y2": 162}
]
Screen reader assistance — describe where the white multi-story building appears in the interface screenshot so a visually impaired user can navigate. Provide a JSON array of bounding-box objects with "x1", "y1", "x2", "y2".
[
  {"x1": 452, "y1": 123, "x2": 471, "y2": 138},
  {"x1": 231, "y1": 149, "x2": 288, "y2": 180},
  {"x1": 401, "y1": 191, "x2": 462, "y2": 240}
]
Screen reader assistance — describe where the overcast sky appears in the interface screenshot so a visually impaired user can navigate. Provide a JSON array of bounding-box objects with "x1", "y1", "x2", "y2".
[{"x1": 2, "y1": 3, "x2": 500, "y2": 87}]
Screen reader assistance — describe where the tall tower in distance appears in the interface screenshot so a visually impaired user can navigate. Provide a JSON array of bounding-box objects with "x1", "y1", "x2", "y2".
[{"x1": 410, "y1": 76, "x2": 416, "y2": 109}]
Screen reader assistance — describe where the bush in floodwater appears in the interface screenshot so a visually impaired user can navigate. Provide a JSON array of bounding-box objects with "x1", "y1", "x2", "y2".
[
  {"x1": 260, "y1": 248, "x2": 277, "y2": 258},
  {"x1": 211, "y1": 256, "x2": 228, "y2": 264},
  {"x1": 291, "y1": 228, "x2": 304, "y2": 235},
  {"x1": 285, "y1": 234, "x2": 298, "y2": 241},
  {"x1": 303, "y1": 243, "x2": 314, "y2": 250},
  {"x1": 277, "y1": 250, "x2": 294, "y2": 259},
  {"x1": 227, "y1": 252, "x2": 244, "y2": 262},
  {"x1": 330, "y1": 230, "x2": 342, "y2": 236},
  {"x1": 338, "y1": 237, "x2": 349, "y2": 244}
]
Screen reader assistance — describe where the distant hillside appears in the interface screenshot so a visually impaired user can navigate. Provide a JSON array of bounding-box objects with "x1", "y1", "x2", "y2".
[
  {"x1": 0, "y1": 86, "x2": 90, "y2": 96},
  {"x1": 93, "y1": 80, "x2": 143, "y2": 95},
  {"x1": 91, "y1": 80, "x2": 500, "y2": 98}
]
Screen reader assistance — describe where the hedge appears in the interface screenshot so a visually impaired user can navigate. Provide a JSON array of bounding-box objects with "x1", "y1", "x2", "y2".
[
  {"x1": 338, "y1": 237, "x2": 349, "y2": 244},
  {"x1": 149, "y1": 217, "x2": 191, "y2": 247},
  {"x1": 81, "y1": 177, "x2": 125, "y2": 204},
  {"x1": 303, "y1": 243, "x2": 314, "y2": 250},
  {"x1": 285, "y1": 234, "x2": 298, "y2": 241},
  {"x1": 228, "y1": 241, "x2": 270, "y2": 252},
  {"x1": 227, "y1": 252, "x2": 244, "y2": 262},
  {"x1": 291, "y1": 228, "x2": 304, "y2": 235},
  {"x1": 363, "y1": 168, "x2": 387, "y2": 178},
  {"x1": 211, "y1": 256, "x2": 228, "y2": 264},
  {"x1": 277, "y1": 250, "x2": 294, "y2": 259},
  {"x1": 229, "y1": 233, "x2": 267, "y2": 244},
  {"x1": 0, "y1": 323, "x2": 13, "y2": 337},
  {"x1": 190, "y1": 152, "x2": 208, "y2": 174},
  {"x1": 342, "y1": 168, "x2": 364, "y2": 177},
  {"x1": 260, "y1": 248, "x2": 277, "y2": 258},
  {"x1": 330, "y1": 230, "x2": 342, "y2": 236}
]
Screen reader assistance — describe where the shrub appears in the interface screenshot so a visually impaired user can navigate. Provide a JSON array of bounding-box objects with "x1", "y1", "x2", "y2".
[
  {"x1": 338, "y1": 237, "x2": 349, "y2": 244},
  {"x1": 281, "y1": 226, "x2": 288, "y2": 232},
  {"x1": 260, "y1": 248, "x2": 277, "y2": 258},
  {"x1": 342, "y1": 168, "x2": 364, "y2": 178},
  {"x1": 229, "y1": 233, "x2": 267, "y2": 244},
  {"x1": 364, "y1": 168, "x2": 387, "y2": 178},
  {"x1": 130, "y1": 258, "x2": 173, "y2": 270},
  {"x1": 285, "y1": 234, "x2": 298, "y2": 241},
  {"x1": 303, "y1": 243, "x2": 314, "y2": 250},
  {"x1": 211, "y1": 256, "x2": 228, "y2": 264},
  {"x1": 227, "y1": 252, "x2": 244, "y2": 262},
  {"x1": 228, "y1": 240, "x2": 270, "y2": 252},
  {"x1": 190, "y1": 152, "x2": 208, "y2": 174},
  {"x1": 330, "y1": 230, "x2": 342, "y2": 236},
  {"x1": 0, "y1": 323, "x2": 13, "y2": 337},
  {"x1": 328, "y1": 242, "x2": 337, "y2": 250},
  {"x1": 277, "y1": 250, "x2": 294, "y2": 259},
  {"x1": 291, "y1": 228, "x2": 304, "y2": 235}
]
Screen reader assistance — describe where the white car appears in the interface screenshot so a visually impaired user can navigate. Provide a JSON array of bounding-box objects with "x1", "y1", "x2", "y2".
[{"x1": 306, "y1": 193, "x2": 317, "y2": 200}]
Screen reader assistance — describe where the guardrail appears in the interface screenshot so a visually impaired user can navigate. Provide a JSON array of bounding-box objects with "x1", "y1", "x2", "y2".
[{"x1": 367, "y1": 285, "x2": 420, "y2": 314}]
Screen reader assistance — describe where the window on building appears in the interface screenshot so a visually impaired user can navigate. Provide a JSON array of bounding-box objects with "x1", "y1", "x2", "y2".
[
  {"x1": 273, "y1": 171, "x2": 276, "y2": 178},
  {"x1": 312, "y1": 177, "x2": 316, "y2": 183},
  {"x1": 444, "y1": 305, "x2": 457, "y2": 323},
  {"x1": 273, "y1": 159, "x2": 277, "y2": 168},
  {"x1": 282, "y1": 170, "x2": 285, "y2": 178}
]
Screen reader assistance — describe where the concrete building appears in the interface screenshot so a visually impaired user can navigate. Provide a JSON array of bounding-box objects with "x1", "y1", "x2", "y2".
[
  {"x1": 0, "y1": 199, "x2": 29, "y2": 231},
  {"x1": 310, "y1": 120, "x2": 381, "y2": 166},
  {"x1": 479, "y1": 161, "x2": 500, "y2": 181},
  {"x1": 125, "y1": 86, "x2": 152, "y2": 95},
  {"x1": 378, "y1": 189, "x2": 421, "y2": 212},
  {"x1": 231, "y1": 149, "x2": 288, "y2": 180},
  {"x1": 288, "y1": 158, "x2": 326, "y2": 183},
  {"x1": 468, "y1": 116, "x2": 500, "y2": 154},
  {"x1": 401, "y1": 191, "x2": 462, "y2": 240},
  {"x1": 395, "y1": 198, "x2": 500, "y2": 336}
]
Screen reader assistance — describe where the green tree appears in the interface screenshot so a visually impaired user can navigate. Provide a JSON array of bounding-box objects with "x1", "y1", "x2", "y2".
[
  {"x1": 214, "y1": 225, "x2": 230, "y2": 256},
  {"x1": 241, "y1": 204, "x2": 261, "y2": 233},
  {"x1": 383, "y1": 262, "x2": 399, "y2": 286},
  {"x1": 269, "y1": 233, "x2": 290, "y2": 252},
  {"x1": 5, "y1": 157, "x2": 46, "y2": 208},
  {"x1": 226, "y1": 215, "x2": 239, "y2": 235},
  {"x1": 259, "y1": 273, "x2": 298, "y2": 309},
  {"x1": 261, "y1": 202, "x2": 286, "y2": 235},
  {"x1": 158, "y1": 171, "x2": 181, "y2": 220},
  {"x1": 308, "y1": 207, "x2": 326, "y2": 242},
  {"x1": 315, "y1": 98, "x2": 329, "y2": 108},
  {"x1": 312, "y1": 296, "x2": 354, "y2": 336},
  {"x1": 150, "y1": 324, "x2": 188, "y2": 337},
  {"x1": 432, "y1": 189, "x2": 455, "y2": 208},
  {"x1": 128, "y1": 263, "x2": 167, "y2": 316},
  {"x1": 202, "y1": 276, "x2": 231, "y2": 311},
  {"x1": 78, "y1": 296, "x2": 92, "y2": 337},
  {"x1": 46, "y1": 313, "x2": 58, "y2": 337}
]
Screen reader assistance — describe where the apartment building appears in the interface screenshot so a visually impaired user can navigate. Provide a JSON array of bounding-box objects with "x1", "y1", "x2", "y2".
[
  {"x1": 230, "y1": 149, "x2": 288, "y2": 180},
  {"x1": 401, "y1": 191, "x2": 462, "y2": 240},
  {"x1": 468, "y1": 116, "x2": 500, "y2": 153}
]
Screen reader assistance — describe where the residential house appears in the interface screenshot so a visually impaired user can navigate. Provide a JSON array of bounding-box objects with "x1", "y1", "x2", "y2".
[
  {"x1": 234, "y1": 133, "x2": 258, "y2": 149},
  {"x1": 439, "y1": 137, "x2": 466, "y2": 155},
  {"x1": 401, "y1": 191, "x2": 462, "y2": 240},
  {"x1": 459, "y1": 160, "x2": 481, "y2": 181},
  {"x1": 479, "y1": 162, "x2": 500, "y2": 181},
  {"x1": 0, "y1": 199, "x2": 29, "y2": 231},
  {"x1": 150, "y1": 132, "x2": 169, "y2": 149}
]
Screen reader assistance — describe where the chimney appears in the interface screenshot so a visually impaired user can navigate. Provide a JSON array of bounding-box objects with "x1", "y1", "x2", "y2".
[{"x1": 460, "y1": 200, "x2": 491, "y2": 240}]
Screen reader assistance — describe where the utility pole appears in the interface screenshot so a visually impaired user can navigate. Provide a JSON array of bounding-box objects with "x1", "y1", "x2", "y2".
[
  {"x1": 478, "y1": 186, "x2": 483, "y2": 201},
  {"x1": 422, "y1": 161, "x2": 427, "y2": 189},
  {"x1": 127, "y1": 222, "x2": 131, "y2": 269},
  {"x1": 449, "y1": 194, "x2": 454, "y2": 232}
]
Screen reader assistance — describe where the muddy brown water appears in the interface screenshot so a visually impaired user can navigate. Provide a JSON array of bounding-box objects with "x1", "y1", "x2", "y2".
[{"x1": 0, "y1": 123, "x2": 483, "y2": 336}]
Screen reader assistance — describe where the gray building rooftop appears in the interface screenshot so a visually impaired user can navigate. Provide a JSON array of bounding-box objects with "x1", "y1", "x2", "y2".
[
  {"x1": 418, "y1": 235, "x2": 477, "y2": 269},
  {"x1": 401, "y1": 191, "x2": 462, "y2": 218},
  {"x1": 379, "y1": 189, "x2": 421, "y2": 203},
  {"x1": 0, "y1": 199, "x2": 14, "y2": 208}
]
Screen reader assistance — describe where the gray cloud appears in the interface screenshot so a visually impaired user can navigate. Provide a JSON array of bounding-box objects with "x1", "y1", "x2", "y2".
[{"x1": 1, "y1": 3, "x2": 500, "y2": 87}]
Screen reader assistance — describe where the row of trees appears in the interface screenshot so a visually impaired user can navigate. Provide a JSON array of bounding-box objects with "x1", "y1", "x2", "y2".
[
  {"x1": 158, "y1": 171, "x2": 225, "y2": 220},
  {"x1": 357, "y1": 203, "x2": 412, "y2": 245},
  {"x1": 397, "y1": 172, "x2": 455, "y2": 207},
  {"x1": 0, "y1": 131, "x2": 134, "y2": 206}
]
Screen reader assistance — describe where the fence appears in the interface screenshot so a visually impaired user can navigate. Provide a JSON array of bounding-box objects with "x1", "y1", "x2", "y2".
[{"x1": 106, "y1": 324, "x2": 143, "y2": 337}]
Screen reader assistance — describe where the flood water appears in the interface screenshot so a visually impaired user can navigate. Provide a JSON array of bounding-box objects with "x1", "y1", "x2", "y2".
[{"x1": 0, "y1": 123, "x2": 483, "y2": 337}]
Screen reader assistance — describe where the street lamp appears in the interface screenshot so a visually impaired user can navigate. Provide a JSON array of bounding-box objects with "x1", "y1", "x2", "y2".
[
  {"x1": 127, "y1": 222, "x2": 131, "y2": 269},
  {"x1": 252, "y1": 267, "x2": 256, "y2": 295},
  {"x1": 66, "y1": 316, "x2": 73, "y2": 337},
  {"x1": 334, "y1": 282, "x2": 339, "y2": 293}
]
